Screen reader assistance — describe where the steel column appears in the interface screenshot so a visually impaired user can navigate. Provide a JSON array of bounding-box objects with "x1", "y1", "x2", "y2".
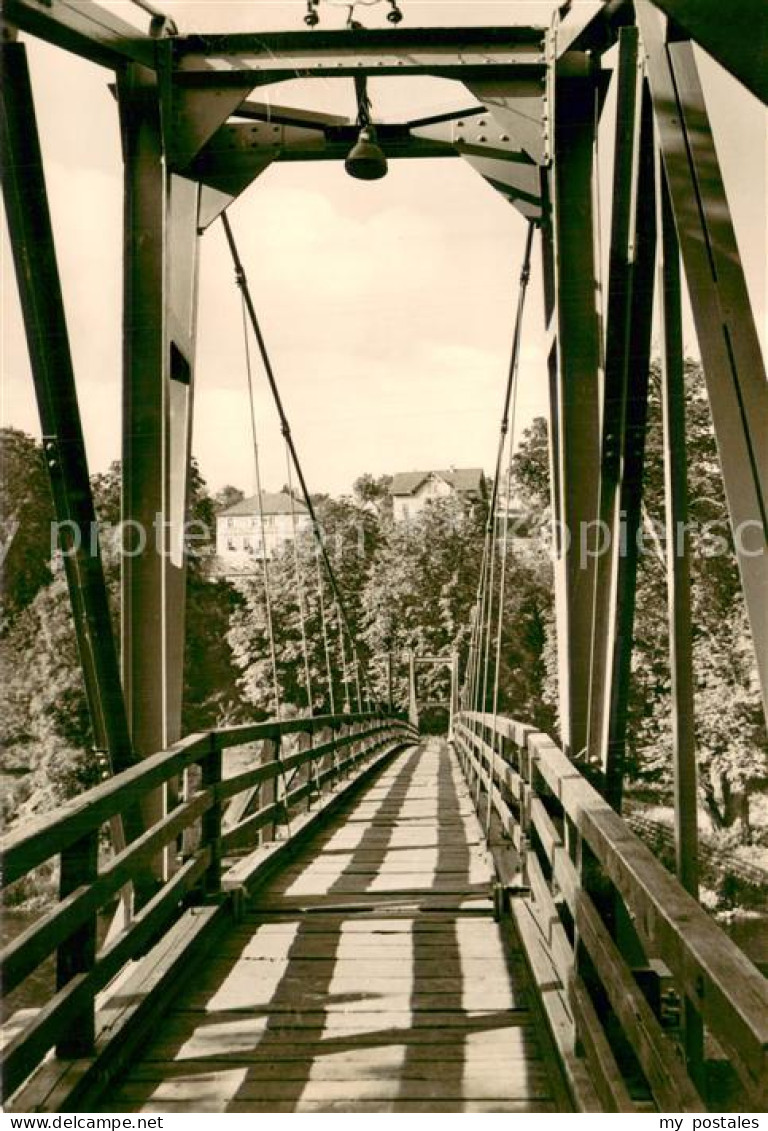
[
  {"x1": 638, "y1": 3, "x2": 768, "y2": 732},
  {"x1": 586, "y1": 27, "x2": 644, "y2": 773},
  {"x1": 0, "y1": 43, "x2": 136, "y2": 787},
  {"x1": 601, "y1": 88, "x2": 657, "y2": 809},
  {"x1": 658, "y1": 158, "x2": 704, "y2": 1084},
  {"x1": 658, "y1": 169, "x2": 699, "y2": 899},
  {"x1": 118, "y1": 63, "x2": 201, "y2": 864},
  {"x1": 647, "y1": 0, "x2": 768, "y2": 104},
  {"x1": 539, "y1": 70, "x2": 603, "y2": 758}
]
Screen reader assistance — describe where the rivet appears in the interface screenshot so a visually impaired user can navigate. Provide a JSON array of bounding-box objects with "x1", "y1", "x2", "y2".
[{"x1": 501, "y1": 134, "x2": 510, "y2": 142}]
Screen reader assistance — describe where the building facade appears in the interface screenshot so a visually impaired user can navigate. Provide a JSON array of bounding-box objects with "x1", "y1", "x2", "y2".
[
  {"x1": 216, "y1": 491, "x2": 312, "y2": 569},
  {"x1": 390, "y1": 468, "x2": 485, "y2": 522}
]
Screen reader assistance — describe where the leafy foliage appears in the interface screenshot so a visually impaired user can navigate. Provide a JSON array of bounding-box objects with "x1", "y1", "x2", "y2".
[
  {"x1": 1, "y1": 429, "x2": 54, "y2": 628},
  {"x1": 228, "y1": 495, "x2": 380, "y2": 716},
  {"x1": 0, "y1": 445, "x2": 247, "y2": 828}
]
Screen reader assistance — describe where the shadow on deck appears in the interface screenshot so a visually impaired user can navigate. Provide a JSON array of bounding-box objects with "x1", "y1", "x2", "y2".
[{"x1": 100, "y1": 740, "x2": 571, "y2": 1113}]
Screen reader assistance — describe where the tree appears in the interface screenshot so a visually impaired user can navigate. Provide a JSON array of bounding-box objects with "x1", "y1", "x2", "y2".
[
  {"x1": 228, "y1": 495, "x2": 381, "y2": 717},
  {"x1": 500, "y1": 366, "x2": 767, "y2": 839},
  {"x1": 511, "y1": 416, "x2": 550, "y2": 514},
  {"x1": 0, "y1": 428, "x2": 55, "y2": 628},
  {"x1": 0, "y1": 442, "x2": 248, "y2": 833},
  {"x1": 631, "y1": 361, "x2": 767, "y2": 837},
  {"x1": 0, "y1": 566, "x2": 102, "y2": 826},
  {"x1": 353, "y1": 473, "x2": 393, "y2": 517},
  {"x1": 214, "y1": 485, "x2": 245, "y2": 512}
]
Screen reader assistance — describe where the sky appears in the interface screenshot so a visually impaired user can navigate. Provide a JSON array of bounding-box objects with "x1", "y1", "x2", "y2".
[{"x1": 2, "y1": 1, "x2": 765, "y2": 499}]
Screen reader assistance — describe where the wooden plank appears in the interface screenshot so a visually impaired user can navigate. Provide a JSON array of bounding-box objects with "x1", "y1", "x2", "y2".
[
  {"x1": 2, "y1": 853, "x2": 209, "y2": 1102},
  {"x1": 572, "y1": 889, "x2": 704, "y2": 1110},
  {"x1": 510, "y1": 897, "x2": 601, "y2": 1113},
  {"x1": 527, "y1": 729, "x2": 768, "y2": 1100},
  {"x1": 2, "y1": 791, "x2": 212, "y2": 995},
  {"x1": 1, "y1": 733, "x2": 210, "y2": 886},
  {"x1": 7, "y1": 905, "x2": 226, "y2": 1114},
  {"x1": 525, "y1": 852, "x2": 574, "y2": 990},
  {"x1": 569, "y1": 976, "x2": 637, "y2": 1113},
  {"x1": 111, "y1": 1068, "x2": 554, "y2": 1102},
  {"x1": 103, "y1": 1095, "x2": 557, "y2": 1113},
  {"x1": 144, "y1": 1033, "x2": 544, "y2": 1065},
  {"x1": 79, "y1": 741, "x2": 572, "y2": 1113},
  {"x1": 141, "y1": 1010, "x2": 540, "y2": 1061}
]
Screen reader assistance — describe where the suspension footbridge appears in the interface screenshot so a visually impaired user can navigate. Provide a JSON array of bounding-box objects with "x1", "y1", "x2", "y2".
[{"x1": 1, "y1": 0, "x2": 767, "y2": 1114}]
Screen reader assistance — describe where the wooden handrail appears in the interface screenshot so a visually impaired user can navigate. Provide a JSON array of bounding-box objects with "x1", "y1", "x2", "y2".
[
  {"x1": 454, "y1": 711, "x2": 768, "y2": 1111},
  {"x1": 0, "y1": 710, "x2": 415, "y2": 1102}
]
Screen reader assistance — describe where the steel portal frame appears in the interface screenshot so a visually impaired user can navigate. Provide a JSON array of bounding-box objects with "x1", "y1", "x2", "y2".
[{"x1": 2, "y1": 2, "x2": 766, "y2": 904}]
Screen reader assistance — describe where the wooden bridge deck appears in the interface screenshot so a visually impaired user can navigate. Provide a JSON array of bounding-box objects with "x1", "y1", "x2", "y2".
[{"x1": 100, "y1": 738, "x2": 572, "y2": 1113}]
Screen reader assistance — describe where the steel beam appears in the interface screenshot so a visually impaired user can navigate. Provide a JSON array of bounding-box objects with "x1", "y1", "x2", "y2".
[
  {"x1": 411, "y1": 103, "x2": 543, "y2": 220},
  {"x1": 658, "y1": 166, "x2": 699, "y2": 898},
  {"x1": 659, "y1": 160, "x2": 704, "y2": 1083},
  {"x1": 586, "y1": 28, "x2": 644, "y2": 776},
  {"x1": 539, "y1": 70, "x2": 603, "y2": 759},
  {"x1": 639, "y1": 3, "x2": 768, "y2": 730},
  {"x1": 119, "y1": 63, "x2": 201, "y2": 870},
  {"x1": 601, "y1": 86, "x2": 657, "y2": 809},
  {"x1": 2, "y1": 0, "x2": 154, "y2": 69},
  {"x1": 650, "y1": 0, "x2": 768, "y2": 105},
  {"x1": 0, "y1": 42, "x2": 136, "y2": 784},
  {"x1": 556, "y1": 0, "x2": 633, "y2": 58},
  {"x1": 585, "y1": 32, "x2": 658, "y2": 804},
  {"x1": 189, "y1": 120, "x2": 454, "y2": 179},
  {"x1": 172, "y1": 26, "x2": 551, "y2": 87}
]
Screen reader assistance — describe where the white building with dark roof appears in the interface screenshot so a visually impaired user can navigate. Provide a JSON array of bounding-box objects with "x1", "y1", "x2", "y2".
[
  {"x1": 390, "y1": 468, "x2": 485, "y2": 522},
  {"x1": 216, "y1": 491, "x2": 311, "y2": 567}
]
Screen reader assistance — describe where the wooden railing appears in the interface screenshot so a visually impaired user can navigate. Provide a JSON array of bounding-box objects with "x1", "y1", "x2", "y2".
[
  {"x1": 453, "y1": 711, "x2": 768, "y2": 1113},
  {"x1": 0, "y1": 710, "x2": 416, "y2": 1102}
]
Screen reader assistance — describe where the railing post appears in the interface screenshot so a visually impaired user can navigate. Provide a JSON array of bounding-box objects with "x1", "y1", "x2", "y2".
[
  {"x1": 448, "y1": 651, "x2": 459, "y2": 740},
  {"x1": 317, "y1": 723, "x2": 332, "y2": 792},
  {"x1": 56, "y1": 831, "x2": 98, "y2": 1057},
  {"x1": 261, "y1": 738, "x2": 280, "y2": 842},
  {"x1": 297, "y1": 729, "x2": 313, "y2": 810},
  {"x1": 348, "y1": 722, "x2": 361, "y2": 776},
  {"x1": 200, "y1": 733, "x2": 222, "y2": 895},
  {"x1": 329, "y1": 721, "x2": 342, "y2": 784}
]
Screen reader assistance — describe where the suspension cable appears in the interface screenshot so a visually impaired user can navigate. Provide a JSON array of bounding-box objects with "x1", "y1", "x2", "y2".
[
  {"x1": 336, "y1": 601, "x2": 352, "y2": 713},
  {"x1": 461, "y1": 220, "x2": 535, "y2": 817},
  {"x1": 480, "y1": 506, "x2": 500, "y2": 718},
  {"x1": 285, "y1": 442, "x2": 314, "y2": 713},
  {"x1": 486, "y1": 221, "x2": 535, "y2": 550},
  {"x1": 222, "y1": 212, "x2": 373, "y2": 710},
  {"x1": 486, "y1": 392, "x2": 520, "y2": 832},
  {"x1": 240, "y1": 293, "x2": 281, "y2": 718},
  {"x1": 484, "y1": 220, "x2": 535, "y2": 831},
  {"x1": 315, "y1": 544, "x2": 336, "y2": 714}
]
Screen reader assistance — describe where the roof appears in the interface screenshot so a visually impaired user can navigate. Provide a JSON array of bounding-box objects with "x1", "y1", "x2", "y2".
[
  {"x1": 390, "y1": 468, "x2": 485, "y2": 498},
  {"x1": 218, "y1": 491, "x2": 309, "y2": 517}
]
